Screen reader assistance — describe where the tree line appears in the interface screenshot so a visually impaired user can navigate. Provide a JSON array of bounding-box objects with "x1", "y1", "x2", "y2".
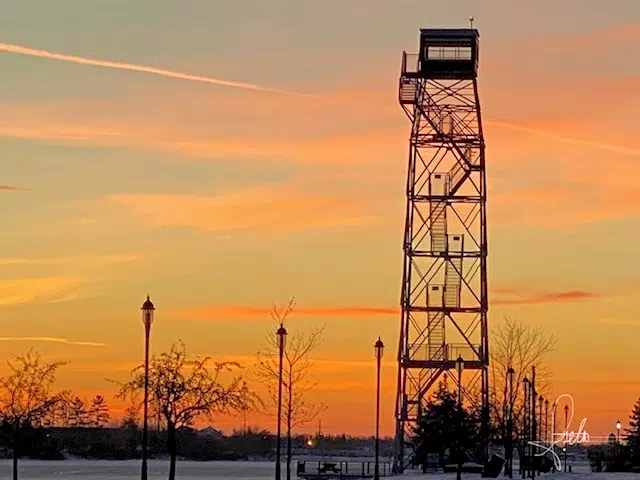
[
  {"x1": 410, "y1": 318, "x2": 640, "y2": 475},
  {"x1": 411, "y1": 317, "x2": 559, "y2": 472},
  {"x1": 0, "y1": 298, "x2": 325, "y2": 480}
]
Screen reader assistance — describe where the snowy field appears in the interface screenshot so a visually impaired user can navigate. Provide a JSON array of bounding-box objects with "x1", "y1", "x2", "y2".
[{"x1": 0, "y1": 459, "x2": 638, "y2": 479}]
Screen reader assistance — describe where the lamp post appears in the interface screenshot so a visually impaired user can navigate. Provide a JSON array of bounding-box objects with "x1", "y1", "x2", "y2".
[
  {"x1": 544, "y1": 399, "x2": 549, "y2": 444},
  {"x1": 275, "y1": 323, "x2": 287, "y2": 480},
  {"x1": 506, "y1": 367, "x2": 515, "y2": 478},
  {"x1": 616, "y1": 419, "x2": 621, "y2": 444},
  {"x1": 374, "y1": 338, "x2": 384, "y2": 480},
  {"x1": 538, "y1": 396, "x2": 543, "y2": 444},
  {"x1": 563, "y1": 404, "x2": 569, "y2": 472},
  {"x1": 456, "y1": 356, "x2": 464, "y2": 480},
  {"x1": 522, "y1": 377, "x2": 529, "y2": 479},
  {"x1": 140, "y1": 296, "x2": 155, "y2": 480}
]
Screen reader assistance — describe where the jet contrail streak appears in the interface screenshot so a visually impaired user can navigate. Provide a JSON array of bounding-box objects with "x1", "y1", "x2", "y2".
[
  {"x1": 0, "y1": 336, "x2": 105, "y2": 347},
  {"x1": 0, "y1": 42, "x2": 319, "y2": 98},
  {"x1": 486, "y1": 120, "x2": 640, "y2": 157}
]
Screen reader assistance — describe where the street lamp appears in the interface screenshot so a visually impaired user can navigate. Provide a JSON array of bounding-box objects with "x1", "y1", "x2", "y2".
[
  {"x1": 374, "y1": 338, "x2": 384, "y2": 480},
  {"x1": 506, "y1": 367, "x2": 515, "y2": 478},
  {"x1": 456, "y1": 356, "x2": 464, "y2": 480},
  {"x1": 275, "y1": 323, "x2": 287, "y2": 480},
  {"x1": 522, "y1": 377, "x2": 529, "y2": 479},
  {"x1": 615, "y1": 419, "x2": 622, "y2": 465},
  {"x1": 544, "y1": 399, "x2": 549, "y2": 444},
  {"x1": 538, "y1": 396, "x2": 543, "y2": 442},
  {"x1": 564, "y1": 404, "x2": 569, "y2": 472},
  {"x1": 140, "y1": 295, "x2": 155, "y2": 480}
]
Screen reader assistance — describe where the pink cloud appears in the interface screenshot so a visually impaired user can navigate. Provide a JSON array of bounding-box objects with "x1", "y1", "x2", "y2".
[
  {"x1": 174, "y1": 305, "x2": 398, "y2": 320},
  {"x1": 492, "y1": 288, "x2": 600, "y2": 305}
]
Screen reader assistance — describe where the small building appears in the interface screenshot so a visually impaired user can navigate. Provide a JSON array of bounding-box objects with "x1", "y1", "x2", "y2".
[{"x1": 198, "y1": 426, "x2": 223, "y2": 439}]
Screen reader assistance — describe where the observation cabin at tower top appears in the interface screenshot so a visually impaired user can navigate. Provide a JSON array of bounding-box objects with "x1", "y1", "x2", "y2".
[{"x1": 401, "y1": 28, "x2": 479, "y2": 80}]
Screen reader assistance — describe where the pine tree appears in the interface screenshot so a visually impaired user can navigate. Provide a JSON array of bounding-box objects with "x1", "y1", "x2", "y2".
[
  {"x1": 69, "y1": 397, "x2": 88, "y2": 427},
  {"x1": 89, "y1": 395, "x2": 110, "y2": 427},
  {"x1": 625, "y1": 397, "x2": 640, "y2": 469},
  {"x1": 412, "y1": 380, "x2": 480, "y2": 471}
]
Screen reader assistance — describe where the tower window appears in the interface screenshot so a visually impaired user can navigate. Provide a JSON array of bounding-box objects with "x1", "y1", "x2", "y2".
[{"x1": 426, "y1": 46, "x2": 472, "y2": 61}]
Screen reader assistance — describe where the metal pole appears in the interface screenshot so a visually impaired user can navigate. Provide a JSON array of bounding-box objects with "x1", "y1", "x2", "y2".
[
  {"x1": 276, "y1": 341, "x2": 284, "y2": 480},
  {"x1": 522, "y1": 381, "x2": 528, "y2": 479},
  {"x1": 563, "y1": 406, "x2": 568, "y2": 472},
  {"x1": 538, "y1": 397, "x2": 543, "y2": 445},
  {"x1": 531, "y1": 368, "x2": 536, "y2": 480},
  {"x1": 507, "y1": 371, "x2": 514, "y2": 478},
  {"x1": 141, "y1": 323, "x2": 150, "y2": 480},
  {"x1": 457, "y1": 367, "x2": 463, "y2": 480},
  {"x1": 375, "y1": 354, "x2": 381, "y2": 480},
  {"x1": 545, "y1": 402, "x2": 549, "y2": 444}
]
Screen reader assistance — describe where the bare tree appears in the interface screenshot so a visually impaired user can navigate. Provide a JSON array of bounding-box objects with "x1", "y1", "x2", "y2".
[
  {"x1": 255, "y1": 298, "x2": 327, "y2": 480},
  {"x1": 0, "y1": 350, "x2": 66, "y2": 480},
  {"x1": 116, "y1": 340, "x2": 252, "y2": 480},
  {"x1": 489, "y1": 317, "x2": 558, "y2": 468}
]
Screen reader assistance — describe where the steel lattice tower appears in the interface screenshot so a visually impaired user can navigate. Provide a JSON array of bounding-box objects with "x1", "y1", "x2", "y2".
[{"x1": 393, "y1": 28, "x2": 489, "y2": 472}]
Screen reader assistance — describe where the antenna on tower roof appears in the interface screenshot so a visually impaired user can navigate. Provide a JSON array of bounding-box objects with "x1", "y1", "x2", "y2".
[{"x1": 469, "y1": 16, "x2": 474, "y2": 28}]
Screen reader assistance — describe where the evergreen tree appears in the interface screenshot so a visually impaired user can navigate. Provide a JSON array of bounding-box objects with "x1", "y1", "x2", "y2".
[
  {"x1": 69, "y1": 397, "x2": 88, "y2": 427},
  {"x1": 625, "y1": 397, "x2": 640, "y2": 469},
  {"x1": 89, "y1": 395, "x2": 110, "y2": 428},
  {"x1": 411, "y1": 380, "x2": 480, "y2": 471}
]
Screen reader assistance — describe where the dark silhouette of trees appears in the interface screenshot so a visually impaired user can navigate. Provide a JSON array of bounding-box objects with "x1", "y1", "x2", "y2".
[
  {"x1": 254, "y1": 298, "x2": 326, "y2": 480},
  {"x1": 89, "y1": 395, "x2": 110, "y2": 427},
  {"x1": 69, "y1": 396, "x2": 88, "y2": 427},
  {"x1": 116, "y1": 340, "x2": 251, "y2": 480},
  {"x1": 412, "y1": 380, "x2": 479, "y2": 472},
  {"x1": 626, "y1": 397, "x2": 640, "y2": 470},
  {"x1": 0, "y1": 350, "x2": 66, "y2": 480},
  {"x1": 489, "y1": 317, "x2": 557, "y2": 466}
]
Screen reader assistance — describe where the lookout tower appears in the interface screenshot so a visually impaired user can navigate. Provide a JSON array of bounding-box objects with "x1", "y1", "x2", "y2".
[{"x1": 393, "y1": 28, "x2": 488, "y2": 472}]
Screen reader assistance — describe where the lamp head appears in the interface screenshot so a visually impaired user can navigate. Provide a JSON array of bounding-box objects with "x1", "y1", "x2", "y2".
[
  {"x1": 374, "y1": 337, "x2": 384, "y2": 360},
  {"x1": 455, "y1": 356, "x2": 464, "y2": 376},
  {"x1": 276, "y1": 323, "x2": 288, "y2": 349},
  {"x1": 141, "y1": 295, "x2": 155, "y2": 327},
  {"x1": 616, "y1": 420, "x2": 621, "y2": 430}
]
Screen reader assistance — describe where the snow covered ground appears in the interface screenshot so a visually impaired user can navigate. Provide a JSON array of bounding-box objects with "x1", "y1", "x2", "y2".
[{"x1": 0, "y1": 459, "x2": 637, "y2": 479}]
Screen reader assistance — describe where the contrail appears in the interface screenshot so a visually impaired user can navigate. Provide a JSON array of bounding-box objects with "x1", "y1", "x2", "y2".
[
  {"x1": 0, "y1": 336, "x2": 106, "y2": 347},
  {"x1": 486, "y1": 120, "x2": 640, "y2": 157},
  {"x1": 0, "y1": 42, "x2": 319, "y2": 98}
]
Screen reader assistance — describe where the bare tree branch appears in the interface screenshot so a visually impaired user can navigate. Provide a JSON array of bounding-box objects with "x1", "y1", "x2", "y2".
[
  {"x1": 113, "y1": 340, "x2": 253, "y2": 480},
  {"x1": 254, "y1": 298, "x2": 327, "y2": 480},
  {"x1": 489, "y1": 317, "x2": 558, "y2": 457},
  {"x1": 0, "y1": 349, "x2": 67, "y2": 480}
]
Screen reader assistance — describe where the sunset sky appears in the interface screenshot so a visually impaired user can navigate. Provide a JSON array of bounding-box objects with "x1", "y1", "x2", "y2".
[{"x1": 1, "y1": 0, "x2": 639, "y2": 438}]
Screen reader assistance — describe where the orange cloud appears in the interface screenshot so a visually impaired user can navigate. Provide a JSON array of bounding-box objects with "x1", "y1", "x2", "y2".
[
  {"x1": 174, "y1": 305, "x2": 398, "y2": 320},
  {"x1": 0, "y1": 277, "x2": 83, "y2": 306},
  {"x1": 108, "y1": 184, "x2": 376, "y2": 233},
  {"x1": 1, "y1": 185, "x2": 22, "y2": 190},
  {"x1": 486, "y1": 120, "x2": 640, "y2": 158},
  {"x1": 173, "y1": 288, "x2": 599, "y2": 320},
  {"x1": 492, "y1": 289, "x2": 600, "y2": 305},
  {"x1": 0, "y1": 254, "x2": 140, "y2": 266},
  {"x1": 599, "y1": 318, "x2": 640, "y2": 327}
]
